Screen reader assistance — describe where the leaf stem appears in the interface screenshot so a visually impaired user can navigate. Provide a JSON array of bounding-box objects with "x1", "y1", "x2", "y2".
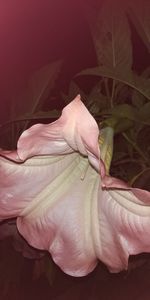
[
  {"x1": 122, "y1": 132, "x2": 149, "y2": 164},
  {"x1": 110, "y1": 79, "x2": 116, "y2": 108}
]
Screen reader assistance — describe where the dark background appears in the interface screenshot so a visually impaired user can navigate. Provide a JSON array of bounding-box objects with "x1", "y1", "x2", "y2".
[
  {"x1": 0, "y1": 1, "x2": 150, "y2": 299},
  {"x1": 0, "y1": 0, "x2": 97, "y2": 123}
]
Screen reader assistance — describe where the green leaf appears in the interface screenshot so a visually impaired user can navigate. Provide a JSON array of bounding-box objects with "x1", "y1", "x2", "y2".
[
  {"x1": 77, "y1": 66, "x2": 150, "y2": 100},
  {"x1": 90, "y1": 0, "x2": 132, "y2": 69},
  {"x1": 104, "y1": 117, "x2": 133, "y2": 134},
  {"x1": 132, "y1": 67, "x2": 150, "y2": 108},
  {"x1": 0, "y1": 110, "x2": 61, "y2": 129},
  {"x1": 111, "y1": 159, "x2": 142, "y2": 182},
  {"x1": 138, "y1": 103, "x2": 150, "y2": 122},
  {"x1": 137, "y1": 126, "x2": 150, "y2": 156},
  {"x1": 132, "y1": 91, "x2": 146, "y2": 108},
  {"x1": 22, "y1": 61, "x2": 62, "y2": 132},
  {"x1": 102, "y1": 104, "x2": 137, "y2": 133},
  {"x1": 13, "y1": 60, "x2": 62, "y2": 119},
  {"x1": 29, "y1": 60, "x2": 62, "y2": 112},
  {"x1": 61, "y1": 81, "x2": 86, "y2": 104},
  {"x1": 24, "y1": 110, "x2": 61, "y2": 120},
  {"x1": 132, "y1": 168, "x2": 150, "y2": 191},
  {"x1": 128, "y1": 0, "x2": 150, "y2": 53},
  {"x1": 87, "y1": 81, "x2": 109, "y2": 114},
  {"x1": 110, "y1": 104, "x2": 138, "y2": 121}
]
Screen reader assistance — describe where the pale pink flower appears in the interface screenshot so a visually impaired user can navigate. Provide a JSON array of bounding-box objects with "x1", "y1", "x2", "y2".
[{"x1": 0, "y1": 95, "x2": 150, "y2": 276}]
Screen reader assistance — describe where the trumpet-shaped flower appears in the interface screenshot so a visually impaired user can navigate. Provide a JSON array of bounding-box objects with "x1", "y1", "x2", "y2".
[{"x1": 0, "y1": 95, "x2": 150, "y2": 276}]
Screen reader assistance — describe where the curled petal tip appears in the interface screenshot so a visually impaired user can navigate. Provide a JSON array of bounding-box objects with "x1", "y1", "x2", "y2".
[
  {"x1": 16, "y1": 95, "x2": 100, "y2": 172},
  {"x1": 75, "y1": 94, "x2": 81, "y2": 101}
]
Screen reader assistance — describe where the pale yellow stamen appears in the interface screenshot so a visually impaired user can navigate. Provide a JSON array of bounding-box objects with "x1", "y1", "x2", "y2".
[{"x1": 80, "y1": 161, "x2": 90, "y2": 180}]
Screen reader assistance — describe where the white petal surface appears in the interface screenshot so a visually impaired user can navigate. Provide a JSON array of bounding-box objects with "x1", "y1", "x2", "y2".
[
  {"x1": 97, "y1": 187, "x2": 150, "y2": 272},
  {"x1": 17, "y1": 155, "x2": 100, "y2": 276},
  {"x1": 0, "y1": 152, "x2": 79, "y2": 218}
]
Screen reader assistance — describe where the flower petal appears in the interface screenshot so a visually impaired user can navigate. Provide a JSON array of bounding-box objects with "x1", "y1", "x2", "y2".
[
  {"x1": 0, "y1": 96, "x2": 101, "y2": 276},
  {"x1": 17, "y1": 95, "x2": 100, "y2": 171},
  {"x1": 17, "y1": 155, "x2": 100, "y2": 276},
  {"x1": 102, "y1": 174, "x2": 150, "y2": 203},
  {"x1": 0, "y1": 150, "x2": 21, "y2": 162},
  {"x1": 97, "y1": 186, "x2": 150, "y2": 272},
  {"x1": 0, "y1": 149, "x2": 100, "y2": 275},
  {"x1": 0, "y1": 152, "x2": 79, "y2": 218}
]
